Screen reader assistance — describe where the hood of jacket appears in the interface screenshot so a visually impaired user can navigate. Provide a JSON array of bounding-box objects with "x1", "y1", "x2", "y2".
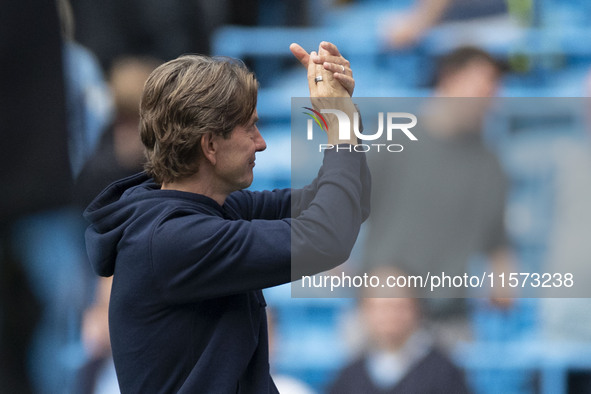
[
  {"x1": 84, "y1": 172, "x2": 227, "y2": 277},
  {"x1": 83, "y1": 173, "x2": 156, "y2": 276}
]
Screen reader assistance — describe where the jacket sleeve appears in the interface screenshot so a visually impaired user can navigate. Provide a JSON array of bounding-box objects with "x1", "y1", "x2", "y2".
[
  {"x1": 150, "y1": 148, "x2": 371, "y2": 303},
  {"x1": 290, "y1": 148, "x2": 371, "y2": 277},
  {"x1": 225, "y1": 170, "x2": 339, "y2": 221},
  {"x1": 225, "y1": 188, "x2": 293, "y2": 220}
]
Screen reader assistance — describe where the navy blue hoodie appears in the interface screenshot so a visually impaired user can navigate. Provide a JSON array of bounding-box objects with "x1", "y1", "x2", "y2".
[{"x1": 84, "y1": 149, "x2": 370, "y2": 393}]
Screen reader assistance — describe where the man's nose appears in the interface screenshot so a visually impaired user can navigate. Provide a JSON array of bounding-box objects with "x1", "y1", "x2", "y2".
[{"x1": 254, "y1": 128, "x2": 267, "y2": 152}]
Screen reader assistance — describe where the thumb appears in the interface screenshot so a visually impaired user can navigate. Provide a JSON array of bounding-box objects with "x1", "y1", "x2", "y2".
[{"x1": 290, "y1": 43, "x2": 309, "y2": 68}]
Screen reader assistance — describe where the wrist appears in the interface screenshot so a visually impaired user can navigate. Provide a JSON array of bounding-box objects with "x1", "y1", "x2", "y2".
[{"x1": 323, "y1": 100, "x2": 357, "y2": 145}]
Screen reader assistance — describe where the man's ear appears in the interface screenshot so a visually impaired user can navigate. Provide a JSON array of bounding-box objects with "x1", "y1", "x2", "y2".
[{"x1": 201, "y1": 132, "x2": 217, "y2": 166}]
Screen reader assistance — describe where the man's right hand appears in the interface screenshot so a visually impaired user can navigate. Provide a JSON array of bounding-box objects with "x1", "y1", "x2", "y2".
[
  {"x1": 291, "y1": 41, "x2": 358, "y2": 146},
  {"x1": 290, "y1": 41, "x2": 355, "y2": 97}
]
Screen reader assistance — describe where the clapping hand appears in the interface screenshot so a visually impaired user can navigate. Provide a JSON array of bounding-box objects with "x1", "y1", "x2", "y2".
[
  {"x1": 290, "y1": 41, "x2": 357, "y2": 145},
  {"x1": 290, "y1": 41, "x2": 355, "y2": 98}
]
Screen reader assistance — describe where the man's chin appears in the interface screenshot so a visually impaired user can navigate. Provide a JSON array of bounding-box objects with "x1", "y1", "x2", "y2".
[{"x1": 240, "y1": 175, "x2": 254, "y2": 190}]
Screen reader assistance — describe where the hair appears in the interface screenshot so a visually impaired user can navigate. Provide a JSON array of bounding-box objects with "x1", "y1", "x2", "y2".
[
  {"x1": 139, "y1": 55, "x2": 258, "y2": 184},
  {"x1": 435, "y1": 46, "x2": 505, "y2": 84}
]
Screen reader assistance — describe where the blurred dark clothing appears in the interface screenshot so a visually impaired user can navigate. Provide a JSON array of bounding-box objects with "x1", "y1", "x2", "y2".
[
  {"x1": 0, "y1": 2, "x2": 69, "y2": 393},
  {"x1": 0, "y1": 1, "x2": 71, "y2": 224},
  {"x1": 444, "y1": 0, "x2": 508, "y2": 21},
  {"x1": 0, "y1": 238, "x2": 40, "y2": 394},
  {"x1": 82, "y1": 150, "x2": 369, "y2": 392},
  {"x1": 72, "y1": 0, "x2": 222, "y2": 70},
  {"x1": 328, "y1": 348, "x2": 470, "y2": 394},
  {"x1": 72, "y1": 127, "x2": 144, "y2": 392}
]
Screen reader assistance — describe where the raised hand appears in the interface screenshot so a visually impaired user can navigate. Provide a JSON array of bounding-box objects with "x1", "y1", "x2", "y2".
[
  {"x1": 291, "y1": 41, "x2": 357, "y2": 146},
  {"x1": 290, "y1": 41, "x2": 355, "y2": 97}
]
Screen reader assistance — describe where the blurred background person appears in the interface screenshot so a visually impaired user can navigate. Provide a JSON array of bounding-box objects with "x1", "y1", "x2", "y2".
[
  {"x1": 1, "y1": 1, "x2": 112, "y2": 393},
  {"x1": 364, "y1": 45, "x2": 513, "y2": 348},
  {"x1": 328, "y1": 267, "x2": 470, "y2": 394},
  {"x1": 74, "y1": 56, "x2": 160, "y2": 205},
  {"x1": 59, "y1": 0, "x2": 113, "y2": 179},
  {"x1": 0, "y1": 1, "x2": 71, "y2": 392}
]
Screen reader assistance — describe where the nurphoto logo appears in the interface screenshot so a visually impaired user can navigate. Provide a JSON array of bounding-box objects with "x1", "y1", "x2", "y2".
[{"x1": 303, "y1": 107, "x2": 418, "y2": 152}]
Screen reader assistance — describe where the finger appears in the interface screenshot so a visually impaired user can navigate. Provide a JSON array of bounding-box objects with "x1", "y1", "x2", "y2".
[
  {"x1": 313, "y1": 48, "x2": 327, "y2": 82},
  {"x1": 323, "y1": 62, "x2": 351, "y2": 76},
  {"x1": 289, "y1": 43, "x2": 309, "y2": 68},
  {"x1": 333, "y1": 73, "x2": 355, "y2": 97},
  {"x1": 312, "y1": 54, "x2": 351, "y2": 70},
  {"x1": 307, "y1": 51, "x2": 318, "y2": 94},
  {"x1": 314, "y1": 54, "x2": 350, "y2": 66},
  {"x1": 318, "y1": 41, "x2": 329, "y2": 56},
  {"x1": 319, "y1": 41, "x2": 341, "y2": 57}
]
